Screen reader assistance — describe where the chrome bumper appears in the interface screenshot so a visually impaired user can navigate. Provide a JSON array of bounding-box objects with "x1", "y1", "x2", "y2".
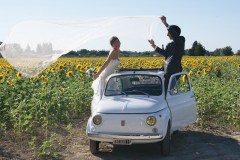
[{"x1": 87, "y1": 132, "x2": 163, "y2": 140}]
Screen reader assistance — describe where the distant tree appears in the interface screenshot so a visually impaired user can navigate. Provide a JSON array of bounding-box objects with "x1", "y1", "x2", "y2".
[
  {"x1": 36, "y1": 44, "x2": 42, "y2": 53},
  {"x1": 221, "y1": 46, "x2": 233, "y2": 56},
  {"x1": 189, "y1": 41, "x2": 206, "y2": 56},
  {"x1": 195, "y1": 43, "x2": 206, "y2": 56},
  {"x1": 212, "y1": 48, "x2": 222, "y2": 56},
  {"x1": 62, "y1": 50, "x2": 79, "y2": 57},
  {"x1": 0, "y1": 41, "x2": 2, "y2": 57},
  {"x1": 77, "y1": 49, "x2": 88, "y2": 55},
  {"x1": 184, "y1": 49, "x2": 190, "y2": 56},
  {"x1": 212, "y1": 46, "x2": 234, "y2": 56},
  {"x1": 12, "y1": 43, "x2": 23, "y2": 54},
  {"x1": 188, "y1": 41, "x2": 197, "y2": 56},
  {"x1": 98, "y1": 50, "x2": 108, "y2": 56},
  {"x1": 236, "y1": 50, "x2": 240, "y2": 56},
  {"x1": 25, "y1": 44, "x2": 31, "y2": 52},
  {"x1": 89, "y1": 50, "x2": 98, "y2": 56},
  {"x1": 121, "y1": 51, "x2": 130, "y2": 57}
]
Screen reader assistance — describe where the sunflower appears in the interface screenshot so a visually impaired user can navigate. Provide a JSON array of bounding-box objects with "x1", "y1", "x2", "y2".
[
  {"x1": 238, "y1": 64, "x2": 240, "y2": 69},
  {"x1": 51, "y1": 68, "x2": 56, "y2": 73},
  {"x1": 67, "y1": 71, "x2": 73, "y2": 77},
  {"x1": 182, "y1": 74, "x2": 188, "y2": 83},
  {"x1": 42, "y1": 76, "x2": 48, "y2": 84},
  {"x1": 188, "y1": 70, "x2": 193, "y2": 77},
  {"x1": 196, "y1": 71, "x2": 201, "y2": 76},
  {"x1": 17, "y1": 72, "x2": 22, "y2": 79},
  {"x1": 203, "y1": 68, "x2": 207, "y2": 75},
  {"x1": 30, "y1": 77, "x2": 35, "y2": 82},
  {"x1": 0, "y1": 74, "x2": 5, "y2": 83},
  {"x1": 60, "y1": 88, "x2": 64, "y2": 93},
  {"x1": 59, "y1": 65, "x2": 64, "y2": 70},
  {"x1": 76, "y1": 64, "x2": 82, "y2": 70}
]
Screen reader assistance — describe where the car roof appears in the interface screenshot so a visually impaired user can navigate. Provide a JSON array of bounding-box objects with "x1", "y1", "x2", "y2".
[{"x1": 107, "y1": 70, "x2": 165, "y2": 79}]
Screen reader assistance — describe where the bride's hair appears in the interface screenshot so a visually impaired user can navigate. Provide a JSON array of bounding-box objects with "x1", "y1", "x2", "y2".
[{"x1": 110, "y1": 36, "x2": 119, "y2": 46}]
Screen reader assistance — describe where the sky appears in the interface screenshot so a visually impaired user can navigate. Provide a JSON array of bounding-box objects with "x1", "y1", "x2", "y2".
[{"x1": 0, "y1": 0, "x2": 240, "y2": 52}]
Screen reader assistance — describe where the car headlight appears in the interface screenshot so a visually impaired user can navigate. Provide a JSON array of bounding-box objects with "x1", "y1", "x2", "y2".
[
  {"x1": 93, "y1": 115, "x2": 102, "y2": 125},
  {"x1": 146, "y1": 116, "x2": 156, "y2": 126}
]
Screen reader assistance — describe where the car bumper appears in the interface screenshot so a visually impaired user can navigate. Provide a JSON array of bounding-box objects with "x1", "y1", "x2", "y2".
[{"x1": 87, "y1": 132, "x2": 163, "y2": 144}]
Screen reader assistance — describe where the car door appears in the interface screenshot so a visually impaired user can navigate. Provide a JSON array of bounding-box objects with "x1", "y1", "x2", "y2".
[{"x1": 166, "y1": 72, "x2": 197, "y2": 131}]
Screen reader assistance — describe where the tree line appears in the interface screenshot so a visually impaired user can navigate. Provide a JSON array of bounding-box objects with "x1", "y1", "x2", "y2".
[
  {"x1": 186, "y1": 41, "x2": 240, "y2": 56},
  {"x1": 62, "y1": 41, "x2": 240, "y2": 57},
  {"x1": 0, "y1": 41, "x2": 240, "y2": 58}
]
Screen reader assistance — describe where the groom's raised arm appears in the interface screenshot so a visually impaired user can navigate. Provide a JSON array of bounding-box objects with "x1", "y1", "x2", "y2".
[
  {"x1": 148, "y1": 39, "x2": 166, "y2": 56},
  {"x1": 155, "y1": 46, "x2": 167, "y2": 56}
]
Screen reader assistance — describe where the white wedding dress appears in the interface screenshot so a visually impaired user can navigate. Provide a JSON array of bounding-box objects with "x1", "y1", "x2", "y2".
[{"x1": 91, "y1": 59, "x2": 120, "y2": 105}]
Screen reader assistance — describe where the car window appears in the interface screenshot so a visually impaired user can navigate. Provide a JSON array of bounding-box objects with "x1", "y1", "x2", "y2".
[
  {"x1": 169, "y1": 74, "x2": 190, "y2": 95},
  {"x1": 105, "y1": 74, "x2": 162, "y2": 96}
]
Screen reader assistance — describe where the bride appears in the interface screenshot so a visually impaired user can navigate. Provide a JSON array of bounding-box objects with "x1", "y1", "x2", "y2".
[{"x1": 91, "y1": 36, "x2": 120, "y2": 102}]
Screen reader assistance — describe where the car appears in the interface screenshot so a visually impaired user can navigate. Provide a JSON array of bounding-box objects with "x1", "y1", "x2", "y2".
[{"x1": 86, "y1": 68, "x2": 197, "y2": 155}]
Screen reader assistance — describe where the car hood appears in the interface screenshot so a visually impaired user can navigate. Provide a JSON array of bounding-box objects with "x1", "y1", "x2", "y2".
[{"x1": 95, "y1": 96, "x2": 166, "y2": 114}]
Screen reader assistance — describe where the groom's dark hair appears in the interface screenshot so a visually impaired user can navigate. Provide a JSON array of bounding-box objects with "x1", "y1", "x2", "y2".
[
  {"x1": 170, "y1": 25, "x2": 181, "y2": 36},
  {"x1": 110, "y1": 36, "x2": 119, "y2": 46}
]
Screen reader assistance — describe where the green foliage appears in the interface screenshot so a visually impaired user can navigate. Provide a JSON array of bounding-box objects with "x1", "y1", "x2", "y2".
[
  {"x1": 212, "y1": 46, "x2": 234, "y2": 56},
  {"x1": 0, "y1": 56, "x2": 239, "y2": 158},
  {"x1": 61, "y1": 49, "x2": 157, "y2": 57},
  {"x1": 188, "y1": 61, "x2": 240, "y2": 127},
  {"x1": 38, "y1": 134, "x2": 60, "y2": 159},
  {"x1": 188, "y1": 41, "x2": 207, "y2": 56},
  {"x1": 235, "y1": 50, "x2": 240, "y2": 56},
  {"x1": 0, "y1": 69, "x2": 93, "y2": 134}
]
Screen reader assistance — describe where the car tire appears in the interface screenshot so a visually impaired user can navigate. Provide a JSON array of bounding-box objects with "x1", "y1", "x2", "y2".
[
  {"x1": 90, "y1": 139, "x2": 99, "y2": 154},
  {"x1": 161, "y1": 123, "x2": 171, "y2": 155}
]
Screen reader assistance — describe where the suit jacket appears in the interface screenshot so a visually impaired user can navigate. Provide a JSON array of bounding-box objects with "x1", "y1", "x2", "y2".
[{"x1": 155, "y1": 26, "x2": 185, "y2": 74}]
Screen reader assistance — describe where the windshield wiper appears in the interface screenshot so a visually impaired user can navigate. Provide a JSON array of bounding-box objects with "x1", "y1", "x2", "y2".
[{"x1": 125, "y1": 90, "x2": 150, "y2": 97}]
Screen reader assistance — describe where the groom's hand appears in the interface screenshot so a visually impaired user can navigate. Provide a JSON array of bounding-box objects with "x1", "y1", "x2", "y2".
[
  {"x1": 160, "y1": 16, "x2": 166, "y2": 23},
  {"x1": 160, "y1": 16, "x2": 169, "y2": 28},
  {"x1": 148, "y1": 39, "x2": 156, "y2": 48}
]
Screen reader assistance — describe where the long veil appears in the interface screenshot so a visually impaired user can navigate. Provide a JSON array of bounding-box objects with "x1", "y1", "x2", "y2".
[{"x1": 0, "y1": 16, "x2": 163, "y2": 78}]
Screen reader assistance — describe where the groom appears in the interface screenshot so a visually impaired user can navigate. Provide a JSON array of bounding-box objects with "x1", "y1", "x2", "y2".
[{"x1": 148, "y1": 16, "x2": 185, "y2": 96}]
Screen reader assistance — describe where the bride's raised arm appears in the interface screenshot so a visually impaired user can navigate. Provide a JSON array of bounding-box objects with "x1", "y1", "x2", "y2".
[{"x1": 93, "y1": 49, "x2": 118, "y2": 79}]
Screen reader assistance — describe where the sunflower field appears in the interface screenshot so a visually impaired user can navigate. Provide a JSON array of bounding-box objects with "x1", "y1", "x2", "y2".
[{"x1": 0, "y1": 56, "x2": 240, "y2": 136}]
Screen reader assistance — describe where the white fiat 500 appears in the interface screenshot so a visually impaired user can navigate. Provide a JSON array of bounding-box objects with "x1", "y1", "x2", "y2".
[{"x1": 86, "y1": 68, "x2": 197, "y2": 155}]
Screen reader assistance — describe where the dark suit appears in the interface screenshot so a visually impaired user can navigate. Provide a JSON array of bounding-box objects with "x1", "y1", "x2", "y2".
[{"x1": 154, "y1": 26, "x2": 185, "y2": 95}]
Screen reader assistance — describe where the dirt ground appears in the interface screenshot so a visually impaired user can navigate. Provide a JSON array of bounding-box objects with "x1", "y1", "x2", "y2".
[{"x1": 0, "y1": 121, "x2": 240, "y2": 160}]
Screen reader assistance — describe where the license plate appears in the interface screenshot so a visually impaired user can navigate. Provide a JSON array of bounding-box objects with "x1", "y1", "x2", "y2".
[{"x1": 113, "y1": 139, "x2": 131, "y2": 145}]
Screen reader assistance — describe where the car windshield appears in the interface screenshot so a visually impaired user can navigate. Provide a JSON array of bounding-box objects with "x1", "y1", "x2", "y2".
[{"x1": 105, "y1": 74, "x2": 162, "y2": 96}]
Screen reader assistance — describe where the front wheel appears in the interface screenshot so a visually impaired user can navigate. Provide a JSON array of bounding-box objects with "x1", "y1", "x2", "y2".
[
  {"x1": 161, "y1": 123, "x2": 171, "y2": 155},
  {"x1": 89, "y1": 139, "x2": 99, "y2": 154}
]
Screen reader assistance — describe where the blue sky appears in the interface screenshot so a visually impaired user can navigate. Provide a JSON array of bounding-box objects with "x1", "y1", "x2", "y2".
[{"x1": 0, "y1": 0, "x2": 240, "y2": 52}]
